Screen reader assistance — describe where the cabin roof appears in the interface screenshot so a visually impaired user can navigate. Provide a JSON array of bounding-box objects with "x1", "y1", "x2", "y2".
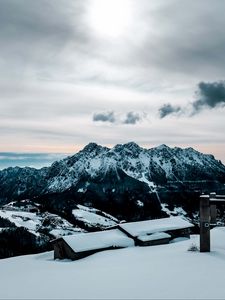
[
  {"x1": 62, "y1": 229, "x2": 134, "y2": 253},
  {"x1": 137, "y1": 232, "x2": 171, "y2": 242},
  {"x1": 119, "y1": 216, "x2": 194, "y2": 238}
]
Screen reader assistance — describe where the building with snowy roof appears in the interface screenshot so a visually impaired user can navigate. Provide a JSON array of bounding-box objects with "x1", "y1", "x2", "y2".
[
  {"x1": 52, "y1": 229, "x2": 134, "y2": 260},
  {"x1": 118, "y1": 216, "x2": 194, "y2": 246},
  {"x1": 52, "y1": 216, "x2": 194, "y2": 260}
]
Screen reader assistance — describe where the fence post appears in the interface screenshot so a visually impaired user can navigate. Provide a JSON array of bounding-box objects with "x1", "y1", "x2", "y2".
[{"x1": 200, "y1": 195, "x2": 210, "y2": 252}]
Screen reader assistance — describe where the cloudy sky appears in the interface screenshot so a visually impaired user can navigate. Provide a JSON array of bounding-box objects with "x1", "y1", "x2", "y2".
[{"x1": 0, "y1": 0, "x2": 225, "y2": 168}]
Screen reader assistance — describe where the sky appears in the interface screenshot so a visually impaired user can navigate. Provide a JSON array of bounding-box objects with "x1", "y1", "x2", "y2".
[{"x1": 0, "y1": 0, "x2": 225, "y2": 168}]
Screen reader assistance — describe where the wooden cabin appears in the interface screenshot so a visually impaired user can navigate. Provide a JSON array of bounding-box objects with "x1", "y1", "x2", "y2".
[
  {"x1": 52, "y1": 216, "x2": 194, "y2": 260},
  {"x1": 118, "y1": 216, "x2": 194, "y2": 246},
  {"x1": 52, "y1": 229, "x2": 134, "y2": 260}
]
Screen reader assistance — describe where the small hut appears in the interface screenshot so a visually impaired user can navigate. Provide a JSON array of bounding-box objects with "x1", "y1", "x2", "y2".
[
  {"x1": 52, "y1": 229, "x2": 134, "y2": 260},
  {"x1": 118, "y1": 216, "x2": 194, "y2": 246}
]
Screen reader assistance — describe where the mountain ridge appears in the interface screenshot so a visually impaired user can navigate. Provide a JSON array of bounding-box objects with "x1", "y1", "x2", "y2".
[{"x1": 0, "y1": 142, "x2": 225, "y2": 203}]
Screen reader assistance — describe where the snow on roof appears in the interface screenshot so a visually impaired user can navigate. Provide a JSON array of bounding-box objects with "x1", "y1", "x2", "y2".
[
  {"x1": 62, "y1": 229, "x2": 134, "y2": 253},
  {"x1": 119, "y1": 216, "x2": 194, "y2": 237},
  {"x1": 137, "y1": 232, "x2": 171, "y2": 242}
]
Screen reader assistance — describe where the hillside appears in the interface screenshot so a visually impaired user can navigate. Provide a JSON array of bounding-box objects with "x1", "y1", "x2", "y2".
[
  {"x1": 0, "y1": 199, "x2": 120, "y2": 258},
  {"x1": 0, "y1": 227, "x2": 225, "y2": 299}
]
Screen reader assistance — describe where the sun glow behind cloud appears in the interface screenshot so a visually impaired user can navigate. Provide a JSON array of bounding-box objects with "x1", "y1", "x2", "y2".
[
  {"x1": 0, "y1": 0, "x2": 225, "y2": 165},
  {"x1": 87, "y1": 0, "x2": 134, "y2": 38}
]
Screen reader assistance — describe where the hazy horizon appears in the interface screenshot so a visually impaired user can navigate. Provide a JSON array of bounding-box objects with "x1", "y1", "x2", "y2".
[{"x1": 0, "y1": 141, "x2": 224, "y2": 170}]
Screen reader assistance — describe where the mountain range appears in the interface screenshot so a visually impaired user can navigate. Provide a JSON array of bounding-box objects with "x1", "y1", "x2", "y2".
[
  {"x1": 0, "y1": 142, "x2": 225, "y2": 219},
  {"x1": 1, "y1": 142, "x2": 225, "y2": 258}
]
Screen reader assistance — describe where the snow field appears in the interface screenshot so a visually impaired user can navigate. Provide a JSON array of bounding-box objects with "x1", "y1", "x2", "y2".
[{"x1": 1, "y1": 228, "x2": 225, "y2": 299}]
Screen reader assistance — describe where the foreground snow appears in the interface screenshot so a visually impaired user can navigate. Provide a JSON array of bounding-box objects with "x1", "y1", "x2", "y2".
[{"x1": 1, "y1": 228, "x2": 225, "y2": 299}]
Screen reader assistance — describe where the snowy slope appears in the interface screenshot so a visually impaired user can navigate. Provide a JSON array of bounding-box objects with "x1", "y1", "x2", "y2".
[
  {"x1": 72, "y1": 205, "x2": 118, "y2": 229},
  {"x1": 1, "y1": 228, "x2": 225, "y2": 299},
  {"x1": 0, "y1": 209, "x2": 84, "y2": 238},
  {"x1": 161, "y1": 203, "x2": 188, "y2": 217},
  {"x1": 0, "y1": 210, "x2": 42, "y2": 235},
  {"x1": 0, "y1": 201, "x2": 119, "y2": 238}
]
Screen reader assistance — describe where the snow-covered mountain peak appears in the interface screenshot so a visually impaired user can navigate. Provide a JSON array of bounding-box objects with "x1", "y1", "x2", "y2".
[
  {"x1": 1, "y1": 142, "x2": 225, "y2": 197},
  {"x1": 122, "y1": 142, "x2": 142, "y2": 151},
  {"x1": 112, "y1": 142, "x2": 144, "y2": 159},
  {"x1": 81, "y1": 142, "x2": 106, "y2": 153},
  {"x1": 154, "y1": 144, "x2": 170, "y2": 151},
  {"x1": 112, "y1": 142, "x2": 141, "y2": 153}
]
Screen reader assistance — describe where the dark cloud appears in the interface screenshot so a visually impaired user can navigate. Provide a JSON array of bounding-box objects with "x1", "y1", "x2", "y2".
[
  {"x1": 93, "y1": 111, "x2": 116, "y2": 123},
  {"x1": 159, "y1": 103, "x2": 182, "y2": 119},
  {"x1": 123, "y1": 112, "x2": 142, "y2": 124},
  {"x1": 93, "y1": 111, "x2": 143, "y2": 125},
  {"x1": 192, "y1": 81, "x2": 225, "y2": 113},
  {"x1": 159, "y1": 81, "x2": 225, "y2": 118}
]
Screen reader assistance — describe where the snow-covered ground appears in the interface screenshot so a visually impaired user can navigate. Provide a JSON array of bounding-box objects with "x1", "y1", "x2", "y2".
[
  {"x1": 0, "y1": 203, "x2": 118, "y2": 237},
  {"x1": 0, "y1": 210, "x2": 83, "y2": 237},
  {"x1": 1, "y1": 227, "x2": 225, "y2": 299},
  {"x1": 72, "y1": 205, "x2": 118, "y2": 228},
  {"x1": 161, "y1": 203, "x2": 188, "y2": 217},
  {"x1": 0, "y1": 210, "x2": 42, "y2": 235}
]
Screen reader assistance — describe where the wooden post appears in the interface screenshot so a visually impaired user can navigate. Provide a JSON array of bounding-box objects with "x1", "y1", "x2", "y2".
[
  {"x1": 210, "y1": 205, "x2": 217, "y2": 225},
  {"x1": 210, "y1": 192, "x2": 217, "y2": 226},
  {"x1": 200, "y1": 195, "x2": 210, "y2": 252}
]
